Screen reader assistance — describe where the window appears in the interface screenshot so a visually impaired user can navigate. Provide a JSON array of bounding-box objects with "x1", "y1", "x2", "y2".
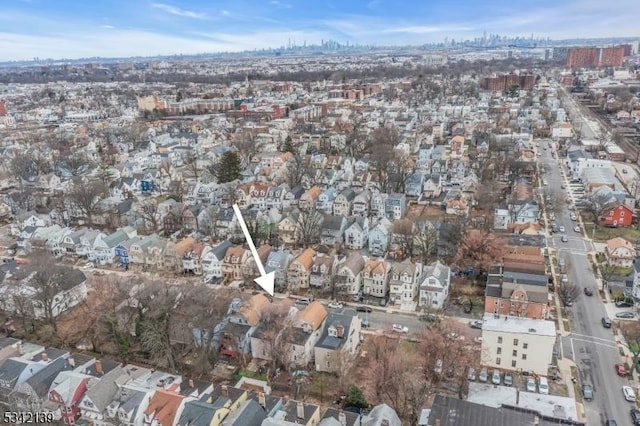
[
  {"x1": 513, "y1": 339, "x2": 519, "y2": 346},
  {"x1": 523, "y1": 343, "x2": 528, "y2": 349},
  {"x1": 497, "y1": 336, "x2": 503, "y2": 344},
  {"x1": 512, "y1": 350, "x2": 517, "y2": 357},
  {"x1": 497, "y1": 347, "x2": 502, "y2": 355},
  {"x1": 522, "y1": 354, "x2": 527, "y2": 360},
  {"x1": 511, "y1": 360, "x2": 517, "y2": 368},
  {"x1": 496, "y1": 357, "x2": 501, "y2": 365}
]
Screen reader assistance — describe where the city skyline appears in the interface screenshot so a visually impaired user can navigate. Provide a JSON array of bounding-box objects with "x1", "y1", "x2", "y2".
[{"x1": 1, "y1": 0, "x2": 639, "y2": 61}]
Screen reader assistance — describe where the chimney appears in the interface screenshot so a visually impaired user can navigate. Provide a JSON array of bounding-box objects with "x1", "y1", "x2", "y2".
[
  {"x1": 296, "y1": 401, "x2": 305, "y2": 420},
  {"x1": 41, "y1": 352, "x2": 49, "y2": 362},
  {"x1": 336, "y1": 325, "x2": 344, "y2": 338},
  {"x1": 157, "y1": 379, "x2": 165, "y2": 388},
  {"x1": 338, "y1": 412, "x2": 347, "y2": 426},
  {"x1": 189, "y1": 379, "x2": 195, "y2": 388},
  {"x1": 516, "y1": 389, "x2": 520, "y2": 404},
  {"x1": 435, "y1": 420, "x2": 441, "y2": 426},
  {"x1": 258, "y1": 392, "x2": 266, "y2": 408},
  {"x1": 381, "y1": 420, "x2": 390, "y2": 426},
  {"x1": 95, "y1": 360, "x2": 103, "y2": 375},
  {"x1": 68, "y1": 357, "x2": 75, "y2": 368},
  {"x1": 221, "y1": 385, "x2": 228, "y2": 397},
  {"x1": 16, "y1": 341, "x2": 24, "y2": 356}
]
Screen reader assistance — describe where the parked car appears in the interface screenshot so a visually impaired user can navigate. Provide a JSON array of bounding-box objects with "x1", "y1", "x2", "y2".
[
  {"x1": 559, "y1": 226, "x2": 565, "y2": 233},
  {"x1": 561, "y1": 235, "x2": 569, "y2": 242},
  {"x1": 526, "y1": 377, "x2": 537, "y2": 392},
  {"x1": 564, "y1": 297, "x2": 573, "y2": 307},
  {"x1": 631, "y1": 408, "x2": 640, "y2": 425},
  {"x1": 467, "y1": 367, "x2": 476, "y2": 381},
  {"x1": 474, "y1": 368, "x2": 486, "y2": 382},
  {"x1": 616, "y1": 364, "x2": 628, "y2": 377},
  {"x1": 570, "y1": 214, "x2": 577, "y2": 221},
  {"x1": 574, "y1": 226, "x2": 581, "y2": 232},
  {"x1": 503, "y1": 373, "x2": 513, "y2": 386},
  {"x1": 538, "y1": 377, "x2": 549, "y2": 395},
  {"x1": 615, "y1": 301, "x2": 634, "y2": 308},
  {"x1": 623, "y1": 385, "x2": 637, "y2": 402},
  {"x1": 616, "y1": 312, "x2": 635, "y2": 319},
  {"x1": 356, "y1": 306, "x2": 372, "y2": 313},
  {"x1": 604, "y1": 419, "x2": 617, "y2": 426},
  {"x1": 491, "y1": 370, "x2": 501, "y2": 385},
  {"x1": 392, "y1": 324, "x2": 408, "y2": 333},
  {"x1": 582, "y1": 384, "x2": 594, "y2": 401},
  {"x1": 296, "y1": 297, "x2": 311, "y2": 305},
  {"x1": 327, "y1": 302, "x2": 343, "y2": 309},
  {"x1": 602, "y1": 317, "x2": 612, "y2": 328},
  {"x1": 469, "y1": 320, "x2": 483, "y2": 329},
  {"x1": 584, "y1": 287, "x2": 593, "y2": 296}
]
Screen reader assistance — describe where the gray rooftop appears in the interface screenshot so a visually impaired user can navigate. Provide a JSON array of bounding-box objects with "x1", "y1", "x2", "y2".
[{"x1": 482, "y1": 314, "x2": 556, "y2": 337}]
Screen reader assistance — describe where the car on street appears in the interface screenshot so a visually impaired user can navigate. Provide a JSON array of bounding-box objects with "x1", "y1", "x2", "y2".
[
  {"x1": 526, "y1": 377, "x2": 537, "y2": 392},
  {"x1": 631, "y1": 408, "x2": 640, "y2": 425},
  {"x1": 623, "y1": 385, "x2": 637, "y2": 402},
  {"x1": 478, "y1": 368, "x2": 488, "y2": 382},
  {"x1": 559, "y1": 225, "x2": 565, "y2": 232},
  {"x1": 616, "y1": 311, "x2": 635, "y2": 319},
  {"x1": 491, "y1": 370, "x2": 500, "y2": 385},
  {"x1": 615, "y1": 301, "x2": 634, "y2": 308},
  {"x1": 561, "y1": 235, "x2": 569, "y2": 242},
  {"x1": 560, "y1": 184, "x2": 566, "y2": 189},
  {"x1": 604, "y1": 419, "x2": 617, "y2": 426},
  {"x1": 392, "y1": 324, "x2": 409, "y2": 333},
  {"x1": 469, "y1": 320, "x2": 483, "y2": 329},
  {"x1": 574, "y1": 226, "x2": 580, "y2": 232},
  {"x1": 564, "y1": 297, "x2": 573, "y2": 307},
  {"x1": 570, "y1": 213, "x2": 577, "y2": 221},
  {"x1": 616, "y1": 364, "x2": 628, "y2": 377},
  {"x1": 327, "y1": 302, "x2": 343, "y2": 309},
  {"x1": 602, "y1": 317, "x2": 612, "y2": 328},
  {"x1": 582, "y1": 384, "x2": 594, "y2": 401},
  {"x1": 356, "y1": 306, "x2": 372, "y2": 313},
  {"x1": 503, "y1": 373, "x2": 513, "y2": 386},
  {"x1": 584, "y1": 287, "x2": 593, "y2": 296}
]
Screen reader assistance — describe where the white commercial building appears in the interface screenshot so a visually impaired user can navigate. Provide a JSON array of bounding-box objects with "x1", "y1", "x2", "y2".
[{"x1": 481, "y1": 314, "x2": 557, "y2": 376}]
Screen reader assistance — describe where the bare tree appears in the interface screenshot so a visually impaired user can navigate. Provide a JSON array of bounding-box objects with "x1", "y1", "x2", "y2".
[
  {"x1": 9, "y1": 151, "x2": 40, "y2": 185},
  {"x1": 296, "y1": 209, "x2": 324, "y2": 246},
  {"x1": 60, "y1": 153, "x2": 93, "y2": 177},
  {"x1": 183, "y1": 151, "x2": 201, "y2": 181},
  {"x1": 558, "y1": 282, "x2": 581, "y2": 305},
  {"x1": 258, "y1": 301, "x2": 295, "y2": 376},
  {"x1": 233, "y1": 131, "x2": 259, "y2": 168},
  {"x1": 412, "y1": 221, "x2": 439, "y2": 264},
  {"x1": 544, "y1": 188, "x2": 566, "y2": 218},
  {"x1": 392, "y1": 219, "x2": 414, "y2": 258},
  {"x1": 285, "y1": 154, "x2": 308, "y2": 188},
  {"x1": 66, "y1": 181, "x2": 108, "y2": 226},
  {"x1": 452, "y1": 229, "x2": 504, "y2": 275},
  {"x1": 93, "y1": 163, "x2": 117, "y2": 186},
  {"x1": 137, "y1": 199, "x2": 161, "y2": 233}
]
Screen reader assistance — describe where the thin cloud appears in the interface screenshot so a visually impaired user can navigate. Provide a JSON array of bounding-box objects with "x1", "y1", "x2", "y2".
[
  {"x1": 269, "y1": 1, "x2": 292, "y2": 9},
  {"x1": 220, "y1": 10, "x2": 231, "y2": 16},
  {"x1": 151, "y1": 3, "x2": 207, "y2": 19}
]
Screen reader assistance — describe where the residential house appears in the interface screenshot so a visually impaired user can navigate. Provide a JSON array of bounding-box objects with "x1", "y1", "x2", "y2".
[
  {"x1": 320, "y1": 215, "x2": 347, "y2": 245},
  {"x1": 422, "y1": 175, "x2": 443, "y2": 199},
  {"x1": 335, "y1": 252, "x2": 366, "y2": 297},
  {"x1": 361, "y1": 259, "x2": 390, "y2": 299},
  {"x1": 605, "y1": 237, "x2": 636, "y2": 268},
  {"x1": 48, "y1": 369, "x2": 95, "y2": 425},
  {"x1": 404, "y1": 173, "x2": 425, "y2": 197},
  {"x1": 445, "y1": 193, "x2": 470, "y2": 216},
  {"x1": 481, "y1": 315, "x2": 556, "y2": 375},
  {"x1": 419, "y1": 261, "x2": 451, "y2": 309},
  {"x1": 183, "y1": 242, "x2": 206, "y2": 275},
  {"x1": 278, "y1": 212, "x2": 301, "y2": 246},
  {"x1": 600, "y1": 203, "x2": 634, "y2": 228},
  {"x1": 176, "y1": 395, "x2": 232, "y2": 426},
  {"x1": 128, "y1": 234, "x2": 162, "y2": 267},
  {"x1": 485, "y1": 263, "x2": 550, "y2": 320},
  {"x1": 384, "y1": 193, "x2": 406, "y2": 220},
  {"x1": 77, "y1": 230, "x2": 106, "y2": 258},
  {"x1": 316, "y1": 188, "x2": 338, "y2": 214},
  {"x1": 265, "y1": 250, "x2": 293, "y2": 291},
  {"x1": 314, "y1": 311, "x2": 361, "y2": 373},
  {"x1": 202, "y1": 240, "x2": 233, "y2": 283},
  {"x1": 352, "y1": 190, "x2": 371, "y2": 217},
  {"x1": 60, "y1": 229, "x2": 88, "y2": 256},
  {"x1": 369, "y1": 192, "x2": 386, "y2": 218},
  {"x1": 243, "y1": 244, "x2": 272, "y2": 281},
  {"x1": 92, "y1": 227, "x2": 137, "y2": 264},
  {"x1": 389, "y1": 259, "x2": 423, "y2": 305},
  {"x1": 309, "y1": 254, "x2": 337, "y2": 290},
  {"x1": 264, "y1": 400, "x2": 321, "y2": 426},
  {"x1": 143, "y1": 388, "x2": 185, "y2": 426},
  {"x1": 266, "y1": 184, "x2": 290, "y2": 212},
  {"x1": 333, "y1": 189, "x2": 356, "y2": 216},
  {"x1": 221, "y1": 398, "x2": 267, "y2": 426},
  {"x1": 299, "y1": 186, "x2": 322, "y2": 211},
  {"x1": 287, "y1": 248, "x2": 316, "y2": 290},
  {"x1": 283, "y1": 186, "x2": 305, "y2": 210},
  {"x1": 290, "y1": 302, "x2": 328, "y2": 366},
  {"x1": 222, "y1": 246, "x2": 251, "y2": 282},
  {"x1": 344, "y1": 217, "x2": 369, "y2": 250},
  {"x1": 368, "y1": 218, "x2": 393, "y2": 256}
]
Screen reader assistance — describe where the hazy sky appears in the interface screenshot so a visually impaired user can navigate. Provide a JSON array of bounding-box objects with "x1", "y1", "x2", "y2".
[{"x1": 1, "y1": 0, "x2": 638, "y2": 61}]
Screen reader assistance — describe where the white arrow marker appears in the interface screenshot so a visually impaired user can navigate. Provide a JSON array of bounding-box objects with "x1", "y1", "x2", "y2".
[{"x1": 232, "y1": 204, "x2": 275, "y2": 296}]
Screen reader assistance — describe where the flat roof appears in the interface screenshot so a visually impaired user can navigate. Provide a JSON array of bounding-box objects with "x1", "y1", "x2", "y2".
[{"x1": 482, "y1": 314, "x2": 556, "y2": 337}]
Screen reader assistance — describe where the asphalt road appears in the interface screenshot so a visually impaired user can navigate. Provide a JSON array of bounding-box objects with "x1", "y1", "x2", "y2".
[
  {"x1": 557, "y1": 85, "x2": 601, "y2": 141},
  {"x1": 540, "y1": 143, "x2": 634, "y2": 425}
]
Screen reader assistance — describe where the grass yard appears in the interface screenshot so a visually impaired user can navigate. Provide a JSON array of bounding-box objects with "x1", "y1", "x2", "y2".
[{"x1": 585, "y1": 224, "x2": 640, "y2": 243}]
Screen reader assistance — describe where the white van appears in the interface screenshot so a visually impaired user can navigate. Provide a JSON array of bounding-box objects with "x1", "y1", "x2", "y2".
[{"x1": 538, "y1": 377, "x2": 549, "y2": 395}]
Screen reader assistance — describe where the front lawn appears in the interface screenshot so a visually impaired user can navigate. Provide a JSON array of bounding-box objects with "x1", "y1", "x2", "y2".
[{"x1": 584, "y1": 224, "x2": 640, "y2": 243}]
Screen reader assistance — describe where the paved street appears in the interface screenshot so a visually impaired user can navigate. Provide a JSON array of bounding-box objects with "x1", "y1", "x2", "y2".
[{"x1": 539, "y1": 143, "x2": 634, "y2": 425}]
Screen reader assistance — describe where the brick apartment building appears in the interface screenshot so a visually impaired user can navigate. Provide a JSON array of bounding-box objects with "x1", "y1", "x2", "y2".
[
  {"x1": 481, "y1": 74, "x2": 535, "y2": 92},
  {"x1": 0, "y1": 100, "x2": 6, "y2": 117},
  {"x1": 566, "y1": 45, "x2": 626, "y2": 68}
]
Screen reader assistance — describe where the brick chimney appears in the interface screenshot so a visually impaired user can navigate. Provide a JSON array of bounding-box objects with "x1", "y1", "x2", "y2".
[
  {"x1": 339, "y1": 412, "x2": 347, "y2": 426},
  {"x1": 95, "y1": 360, "x2": 103, "y2": 375},
  {"x1": 381, "y1": 420, "x2": 390, "y2": 426},
  {"x1": 41, "y1": 352, "x2": 48, "y2": 362},
  {"x1": 258, "y1": 392, "x2": 266, "y2": 408},
  {"x1": 16, "y1": 341, "x2": 24, "y2": 356},
  {"x1": 189, "y1": 379, "x2": 195, "y2": 388},
  {"x1": 296, "y1": 401, "x2": 305, "y2": 420},
  {"x1": 68, "y1": 357, "x2": 75, "y2": 368},
  {"x1": 221, "y1": 385, "x2": 228, "y2": 397},
  {"x1": 336, "y1": 324, "x2": 344, "y2": 338}
]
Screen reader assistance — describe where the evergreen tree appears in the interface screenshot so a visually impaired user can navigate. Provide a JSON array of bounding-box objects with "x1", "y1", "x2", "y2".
[
  {"x1": 282, "y1": 136, "x2": 295, "y2": 154},
  {"x1": 216, "y1": 151, "x2": 242, "y2": 183},
  {"x1": 345, "y1": 385, "x2": 368, "y2": 409}
]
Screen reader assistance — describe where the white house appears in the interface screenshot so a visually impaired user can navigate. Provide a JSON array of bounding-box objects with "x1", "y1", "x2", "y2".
[
  {"x1": 605, "y1": 237, "x2": 636, "y2": 268},
  {"x1": 368, "y1": 218, "x2": 393, "y2": 257},
  {"x1": 361, "y1": 259, "x2": 390, "y2": 299},
  {"x1": 344, "y1": 217, "x2": 369, "y2": 250},
  {"x1": 419, "y1": 261, "x2": 451, "y2": 310},
  {"x1": 314, "y1": 311, "x2": 362, "y2": 373},
  {"x1": 480, "y1": 314, "x2": 557, "y2": 375},
  {"x1": 335, "y1": 252, "x2": 366, "y2": 296},
  {"x1": 201, "y1": 240, "x2": 233, "y2": 282},
  {"x1": 389, "y1": 259, "x2": 423, "y2": 305}
]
